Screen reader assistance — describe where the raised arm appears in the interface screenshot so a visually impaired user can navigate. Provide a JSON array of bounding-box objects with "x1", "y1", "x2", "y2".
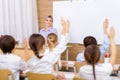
[
  {"x1": 53, "y1": 17, "x2": 70, "y2": 48},
  {"x1": 99, "y1": 19, "x2": 110, "y2": 56},
  {"x1": 109, "y1": 27, "x2": 116, "y2": 66},
  {"x1": 45, "y1": 18, "x2": 70, "y2": 64},
  {"x1": 22, "y1": 38, "x2": 30, "y2": 62},
  {"x1": 103, "y1": 19, "x2": 109, "y2": 35},
  {"x1": 61, "y1": 17, "x2": 70, "y2": 35},
  {"x1": 52, "y1": 18, "x2": 70, "y2": 53}
]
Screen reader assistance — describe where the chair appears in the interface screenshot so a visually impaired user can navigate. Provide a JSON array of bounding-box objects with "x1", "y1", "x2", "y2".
[
  {"x1": 73, "y1": 77, "x2": 86, "y2": 80},
  {"x1": 74, "y1": 62, "x2": 86, "y2": 73},
  {"x1": 0, "y1": 69, "x2": 14, "y2": 80},
  {"x1": 26, "y1": 72, "x2": 56, "y2": 80}
]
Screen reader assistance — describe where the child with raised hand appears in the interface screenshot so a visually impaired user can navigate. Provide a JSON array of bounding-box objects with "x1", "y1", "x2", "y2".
[
  {"x1": 0, "y1": 35, "x2": 27, "y2": 80},
  {"x1": 79, "y1": 27, "x2": 116, "y2": 80},
  {"x1": 27, "y1": 18, "x2": 70, "y2": 74},
  {"x1": 76, "y1": 19, "x2": 110, "y2": 62},
  {"x1": 47, "y1": 33, "x2": 62, "y2": 70}
]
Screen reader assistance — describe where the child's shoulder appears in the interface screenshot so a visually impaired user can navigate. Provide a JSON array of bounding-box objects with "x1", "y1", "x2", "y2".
[
  {"x1": 0, "y1": 53, "x2": 22, "y2": 61},
  {"x1": 27, "y1": 56, "x2": 38, "y2": 63},
  {"x1": 10, "y1": 54, "x2": 22, "y2": 59}
]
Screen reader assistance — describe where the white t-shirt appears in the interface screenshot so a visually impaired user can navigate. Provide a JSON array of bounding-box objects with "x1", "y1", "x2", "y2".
[
  {"x1": 28, "y1": 34, "x2": 69, "y2": 73},
  {"x1": 48, "y1": 48, "x2": 62, "y2": 70},
  {"x1": 0, "y1": 54, "x2": 27, "y2": 80},
  {"x1": 79, "y1": 63, "x2": 113, "y2": 80}
]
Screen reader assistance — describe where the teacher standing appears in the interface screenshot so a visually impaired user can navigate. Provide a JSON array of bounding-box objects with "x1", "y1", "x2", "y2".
[{"x1": 39, "y1": 15, "x2": 57, "y2": 40}]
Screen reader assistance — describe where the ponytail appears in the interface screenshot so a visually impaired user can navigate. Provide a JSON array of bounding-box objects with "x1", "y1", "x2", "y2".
[
  {"x1": 29, "y1": 34, "x2": 45, "y2": 59},
  {"x1": 84, "y1": 45, "x2": 100, "y2": 80},
  {"x1": 92, "y1": 62, "x2": 96, "y2": 80},
  {"x1": 34, "y1": 51, "x2": 42, "y2": 59}
]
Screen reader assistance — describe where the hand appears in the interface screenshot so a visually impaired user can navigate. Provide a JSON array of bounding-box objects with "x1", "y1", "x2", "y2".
[
  {"x1": 103, "y1": 19, "x2": 109, "y2": 35},
  {"x1": 61, "y1": 17, "x2": 65, "y2": 28},
  {"x1": 109, "y1": 27, "x2": 115, "y2": 39},
  {"x1": 61, "y1": 17, "x2": 70, "y2": 35},
  {"x1": 62, "y1": 61, "x2": 68, "y2": 66},
  {"x1": 22, "y1": 38, "x2": 29, "y2": 49},
  {"x1": 104, "y1": 53, "x2": 111, "y2": 57},
  {"x1": 66, "y1": 20, "x2": 70, "y2": 33},
  {"x1": 57, "y1": 74, "x2": 66, "y2": 80}
]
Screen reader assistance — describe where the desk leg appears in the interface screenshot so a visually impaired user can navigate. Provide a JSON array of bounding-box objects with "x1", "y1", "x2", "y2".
[{"x1": 66, "y1": 47, "x2": 69, "y2": 70}]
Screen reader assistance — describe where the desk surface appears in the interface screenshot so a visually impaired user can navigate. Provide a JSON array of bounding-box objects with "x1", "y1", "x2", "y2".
[
  {"x1": 54, "y1": 71, "x2": 120, "y2": 80},
  {"x1": 53, "y1": 71, "x2": 80, "y2": 80},
  {"x1": 62, "y1": 60, "x2": 75, "y2": 66}
]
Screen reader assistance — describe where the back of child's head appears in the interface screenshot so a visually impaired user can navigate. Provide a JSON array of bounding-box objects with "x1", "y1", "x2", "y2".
[
  {"x1": 29, "y1": 34, "x2": 45, "y2": 59},
  {"x1": 0, "y1": 35, "x2": 15, "y2": 53},
  {"x1": 84, "y1": 45, "x2": 100, "y2": 80},
  {"x1": 83, "y1": 36, "x2": 97, "y2": 47},
  {"x1": 47, "y1": 33, "x2": 58, "y2": 51},
  {"x1": 84, "y1": 45, "x2": 100, "y2": 65}
]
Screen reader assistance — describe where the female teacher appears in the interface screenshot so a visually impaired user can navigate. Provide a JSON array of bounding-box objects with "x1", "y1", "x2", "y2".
[{"x1": 39, "y1": 15, "x2": 57, "y2": 40}]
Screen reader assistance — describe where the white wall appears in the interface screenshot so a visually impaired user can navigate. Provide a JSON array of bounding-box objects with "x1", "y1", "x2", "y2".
[{"x1": 53, "y1": 0, "x2": 120, "y2": 44}]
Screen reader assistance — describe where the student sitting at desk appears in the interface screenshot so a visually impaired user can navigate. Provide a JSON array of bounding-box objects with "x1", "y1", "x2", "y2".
[
  {"x1": 47, "y1": 33, "x2": 62, "y2": 70},
  {"x1": 27, "y1": 18, "x2": 69, "y2": 79},
  {"x1": 79, "y1": 27, "x2": 116, "y2": 80},
  {"x1": 0, "y1": 35, "x2": 27, "y2": 80},
  {"x1": 76, "y1": 19, "x2": 110, "y2": 62}
]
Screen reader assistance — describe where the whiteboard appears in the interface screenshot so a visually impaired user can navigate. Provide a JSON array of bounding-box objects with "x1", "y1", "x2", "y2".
[{"x1": 53, "y1": 0, "x2": 120, "y2": 44}]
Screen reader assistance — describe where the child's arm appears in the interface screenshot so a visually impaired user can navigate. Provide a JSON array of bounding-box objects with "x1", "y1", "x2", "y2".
[
  {"x1": 22, "y1": 38, "x2": 30, "y2": 62},
  {"x1": 61, "y1": 17, "x2": 70, "y2": 35},
  {"x1": 53, "y1": 18, "x2": 70, "y2": 48},
  {"x1": 99, "y1": 19, "x2": 110, "y2": 56},
  {"x1": 44, "y1": 18, "x2": 70, "y2": 64},
  {"x1": 109, "y1": 27, "x2": 116, "y2": 66},
  {"x1": 103, "y1": 19, "x2": 109, "y2": 35}
]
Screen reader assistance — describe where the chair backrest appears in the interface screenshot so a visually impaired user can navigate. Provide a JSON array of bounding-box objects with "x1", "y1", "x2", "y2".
[
  {"x1": 26, "y1": 72, "x2": 56, "y2": 80},
  {"x1": 74, "y1": 62, "x2": 86, "y2": 73},
  {"x1": 0, "y1": 69, "x2": 14, "y2": 80},
  {"x1": 73, "y1": 77, "x2": 86, "y2": 80}
]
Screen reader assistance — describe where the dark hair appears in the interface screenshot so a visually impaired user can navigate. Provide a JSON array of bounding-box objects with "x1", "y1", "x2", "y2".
[
  {"x1": 0, "y1": 35, "x2": 16, "y2": 53},
  {"x1": 29, "y1": 34, "x2": 45, "y2": 59},
  {"x1": 84, "y1": 45, "x2": 100, "y2": 80},
  {"x1": 0, "y1": 35, "x2": 4, "y2": 48},
  {"x1": 83, "y1": 36, "x2": 97, "y2": 47},
  {"x1": 46, "y1": 15, "x2": 53, "y2": 22}
]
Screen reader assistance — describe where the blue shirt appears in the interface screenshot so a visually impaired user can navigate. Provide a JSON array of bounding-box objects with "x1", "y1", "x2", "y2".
[
  {"x1": 76, "y1": 34, "x2": 110, "y2": 62},
  {"x1": 39, "y1": 27, "x2": 57, "y2": 40}
]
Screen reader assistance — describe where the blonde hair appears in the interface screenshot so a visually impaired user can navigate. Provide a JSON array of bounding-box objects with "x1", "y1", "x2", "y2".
[{"x1": 47, "y1": 33, "x2": 58, "y2": 51}]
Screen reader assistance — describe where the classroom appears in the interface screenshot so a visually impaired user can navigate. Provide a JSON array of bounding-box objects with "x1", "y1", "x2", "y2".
[{"x1": 0, "y1": 0, "x2": 120, "y2": 80}]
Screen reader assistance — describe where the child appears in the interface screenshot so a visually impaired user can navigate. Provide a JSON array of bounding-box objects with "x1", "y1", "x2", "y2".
[
  {"x1": 0, "y1": 35, "x2": 27, "y2": 80},
  {"x1": 79, "y1": 27, "x2": 116, "y2": 80},
  {"x1": 47, "y1": 33, "x2": 62, "y2": 70},
  {"x1": 76, "y1": 19, "x2": 110, "y2": 62},
  {"x1": 27, "y1": 18, "x2": 69, "y2": 73}
]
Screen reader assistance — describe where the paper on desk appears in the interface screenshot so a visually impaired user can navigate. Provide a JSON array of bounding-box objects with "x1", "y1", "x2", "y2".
[
  {"x1": 103, "y1": 76, "x2": 120, "y2": 80},
  {"x1": 64, "y1": 73, "x2": 75, "y2": 79},
  {"x1": 23, "y1": 69, "x2": 30, "y2": 74}
]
